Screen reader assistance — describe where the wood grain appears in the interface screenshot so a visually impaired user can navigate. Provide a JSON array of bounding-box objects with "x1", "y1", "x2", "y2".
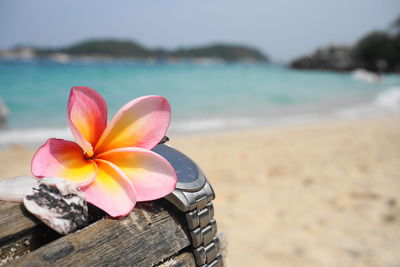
[
  {"x1": 157, "y1": 252, "x2": 196, "y2": 267},
  {"x1": 7, "y1": 200, "x2": 192, "y2": 266},
  {"x1": 0, "y1": 201, "x2": 39, "y2": 242}
]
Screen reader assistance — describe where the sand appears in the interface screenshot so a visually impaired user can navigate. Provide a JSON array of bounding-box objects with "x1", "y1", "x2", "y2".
[{"x1": 1, "y1": 115, "x2": 400, "y2": 267}]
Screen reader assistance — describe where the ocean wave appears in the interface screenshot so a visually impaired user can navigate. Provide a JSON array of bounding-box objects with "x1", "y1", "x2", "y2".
[
  {"x1": 333, "y1": 87, "x2": 400, "y2": 119},
  {"x1": 172, "y1": 117, "x2": 259, "y2": 132},
  {"x1": 0, "y1": 127, "x2": 72, "y2": 147},
  {"x1": 0, "y1": 118, "x2": 260, "y2": 146},
  {"x1": 1, "y1": 88, "x2": 400, "y2": 147},
  {"x1": 375, "y1": 87, "x2": 400, "y2": 110},
  {"x1": 352, "y1": 69, "x2": 382, "y2": 83}
]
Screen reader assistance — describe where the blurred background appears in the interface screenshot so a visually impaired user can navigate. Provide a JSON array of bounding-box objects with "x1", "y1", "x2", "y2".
[
  {"x1": 0, "y1": 1, "x2": 400, "y2": 266},
  {"x1": 0, "y1": 0, "x2": 399, "y2": 138}
]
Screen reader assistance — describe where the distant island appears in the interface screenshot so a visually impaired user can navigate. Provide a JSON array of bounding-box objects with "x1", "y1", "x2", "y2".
[
  {"x1": 0, "y1": 39, "x2": 269, "y2": 63},
  {"x1": 290, "y1": 16, "x2": 400, "y2": 73}
]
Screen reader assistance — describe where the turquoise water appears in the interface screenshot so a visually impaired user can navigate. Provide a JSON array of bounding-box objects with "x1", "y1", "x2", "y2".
[{"x1": 0, "y1": 59, "x2": 400, "y2": 139}]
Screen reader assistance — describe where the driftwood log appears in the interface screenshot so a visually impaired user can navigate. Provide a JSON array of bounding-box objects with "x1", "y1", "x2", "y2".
[{"x1": 0, "y1": 199, "x2": 200, "y2": 266}]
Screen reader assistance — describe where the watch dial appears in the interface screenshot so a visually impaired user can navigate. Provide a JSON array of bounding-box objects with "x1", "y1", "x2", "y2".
[{"x1": 152, "y1": 144, "x2": 200, "y2": 185}]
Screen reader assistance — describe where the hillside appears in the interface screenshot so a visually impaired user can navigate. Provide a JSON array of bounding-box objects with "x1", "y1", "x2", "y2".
[
  {"x1": 290, "y1": 16, "x2": 400, "y2": 73},
  {"x1": 36, "y1": 39, "x2": 268, "y2": 62}
]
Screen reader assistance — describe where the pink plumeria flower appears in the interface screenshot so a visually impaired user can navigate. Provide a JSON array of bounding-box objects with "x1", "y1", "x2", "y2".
[{"x1": 31, "y1": 87, "x2": 177, "y2": 217}]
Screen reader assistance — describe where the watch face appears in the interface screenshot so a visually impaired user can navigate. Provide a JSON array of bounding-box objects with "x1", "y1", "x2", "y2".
[{"x1": 152, "y1": 144, "x2": 206, "y2": 191}]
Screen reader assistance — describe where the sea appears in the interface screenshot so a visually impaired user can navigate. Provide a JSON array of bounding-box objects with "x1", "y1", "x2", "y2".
[{"x1": 0, "y1": 59, "x2": 400, "y2": 147}]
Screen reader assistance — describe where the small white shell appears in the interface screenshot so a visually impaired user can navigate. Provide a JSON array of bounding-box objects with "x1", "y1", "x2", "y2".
[
  {"x1": 0, "y1": 176, "x2": 39, "y2": 202},
  {"x1": 23, "y1": 177, "x2": 88, "y2": 235}
]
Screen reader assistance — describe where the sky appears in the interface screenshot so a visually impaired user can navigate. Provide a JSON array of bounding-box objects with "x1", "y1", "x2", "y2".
[{"x1": 0, "y1": 0, "x2": 399, "y2": 61}]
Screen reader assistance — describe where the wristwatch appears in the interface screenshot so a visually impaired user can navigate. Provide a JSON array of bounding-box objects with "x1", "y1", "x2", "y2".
[{"x1": 153, "y1": 143, "x2": 224, "y2": 267}]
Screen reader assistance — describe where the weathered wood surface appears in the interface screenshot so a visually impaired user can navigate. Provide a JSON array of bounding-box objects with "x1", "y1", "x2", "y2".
[
  {"x1": 0, "y1": 201, "x2": 61, "y2": 264},
  {"x1": 0, "y1": 201, "x2": 39, "y2": 241},
  {"x1": 0, "y1": 199, "x2": 193, "y2": 266},
  {"x1": 157, "y1": 252, "x2": 196, "y2": 267}
]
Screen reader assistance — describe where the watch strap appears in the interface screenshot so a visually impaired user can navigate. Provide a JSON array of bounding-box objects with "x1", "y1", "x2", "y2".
[{"x1": 184, "y1": 183, "x2": 224, "y2": 266}]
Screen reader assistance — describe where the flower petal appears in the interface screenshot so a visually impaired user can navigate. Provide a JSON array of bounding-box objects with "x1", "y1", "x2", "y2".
[
  {"x1": 31, "y1": 138, "x2": 97, "y2": 187},
  {"x1": 97, "y1": 147, "x2": 177, "y2": 201},
  {"x1": 82, "y1": 160, "x2": 137, "y2": 217},
  {"x1": 94, "y1": 95, "x2": 170, "y2": 154},
  {"x1": 68, "y1": 87, "x2": 108, "y2": 157}
]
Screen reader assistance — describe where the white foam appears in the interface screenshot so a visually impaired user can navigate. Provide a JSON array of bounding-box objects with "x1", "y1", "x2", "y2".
[
  {"x1": 0, "y1": 127, "x2": 72, "y2": 147},
  {"x1": 352, "y1": 69, "x2": 382, "y2": 83},
  {"x1": 375, "y1": 87, "x2": 400, "y2": 110},
  {"x1": 1, "y1": 88, "x2": 400, "y2": 146},
  {"x1": 332, "y1": 87, "x2": 400, "y2": 119},
  {"x1": 172, "y1": 117, "x2": 258, "y2": 132}
]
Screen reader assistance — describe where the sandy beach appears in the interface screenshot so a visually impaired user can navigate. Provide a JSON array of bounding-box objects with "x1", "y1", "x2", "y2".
[{"x1": 1, "y1": 115, "x2": 400, "y2": 267}]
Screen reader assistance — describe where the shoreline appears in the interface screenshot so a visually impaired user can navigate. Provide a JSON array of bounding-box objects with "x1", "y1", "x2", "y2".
[
  {"x1": 0, "y1": 115, "x2": 400, "y2": 266},
  {"x1": 1, "y1": 97, "x2": 400, "y2": 149}
]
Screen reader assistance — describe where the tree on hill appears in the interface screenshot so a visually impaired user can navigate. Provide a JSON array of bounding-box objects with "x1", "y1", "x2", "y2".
[
  {"x1": 34, "y1": 40, "x2": 268, "y2": 62},
  {"x1": 290, "y1": 15, "x2": 400, "y2": 73},
  {"x1": 390, "y1": 16, "x2": 400, "y2": 34},
  {"x1": 355, "y1": 31, "x2": 400, "y2": 72},
  {"x1": 172, "y1": 44, "x2": 268, "y2": 62},
  {"x1": 61, "y1": 39, "x2": 151, "y2": 58}
]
